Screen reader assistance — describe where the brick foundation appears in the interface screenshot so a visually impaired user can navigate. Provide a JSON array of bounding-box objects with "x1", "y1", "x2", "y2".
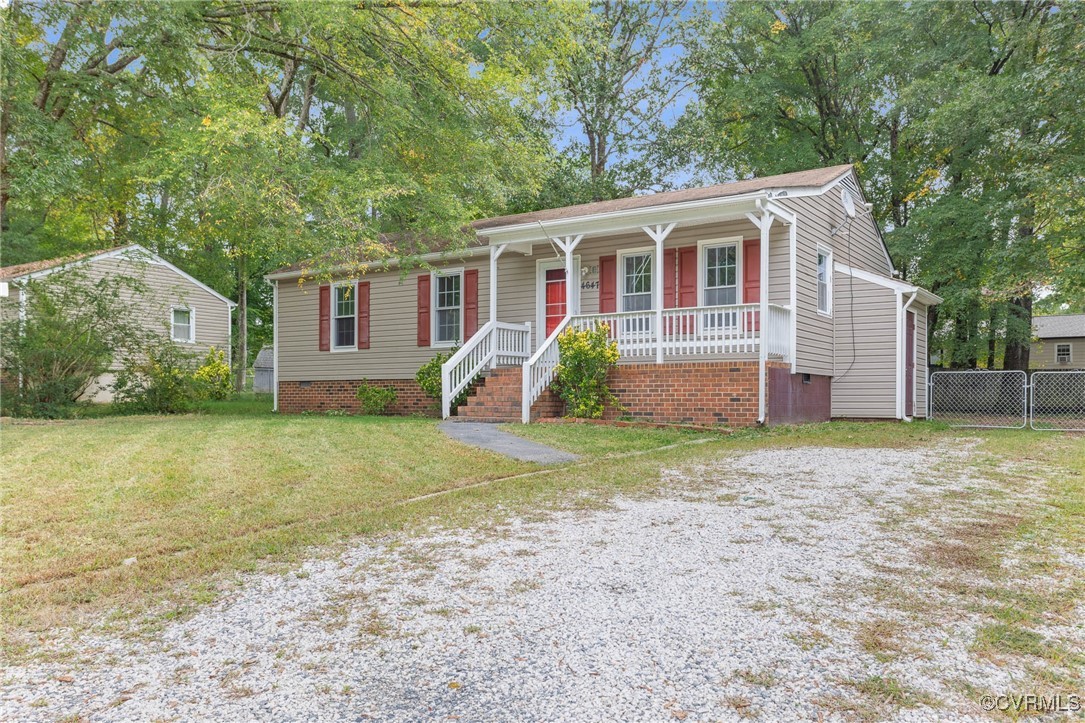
[
  {"x1": 277, "y1": 379, "x2": 436, "y2": 416},
  {"x1": 601, "y1": 360, "x2": 763, "y2": 427}
]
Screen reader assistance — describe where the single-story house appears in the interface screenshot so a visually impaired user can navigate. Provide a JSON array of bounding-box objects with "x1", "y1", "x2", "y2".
[
  {"x1": 1031, "y1": 314, "x2": 1084, "y2": 369},
  {"x1": 266, "y1": 164, "x2": 941, "y2": 426},
  {"x1": 1, "y1": 244, "x2": 236, "y2": 402}
]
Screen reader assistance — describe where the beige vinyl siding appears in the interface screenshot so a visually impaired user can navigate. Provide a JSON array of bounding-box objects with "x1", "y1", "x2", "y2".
[
  {"x1": 276, "y1": 218, "x2": 786, "y2": 381},
  {"x1": 81, "y1": 256, "x2": 232, "y2": 363},
  {"x1": 1031, "y1": 337, "x2": 1083, "y2": 369},
  {"x1": 777, "y1": 175, "x2": 894, "y2": 378},
  {"x1": 831, "y1": 273, "x2": 898, "y2": 418},
  {"x1": 914, "y1": 302, "x2": 929, "y2": 417}
]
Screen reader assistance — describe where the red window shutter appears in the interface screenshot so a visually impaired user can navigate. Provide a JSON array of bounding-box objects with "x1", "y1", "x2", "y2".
[
  {"x1": 743, "y1": 238, "x2": 761, "y2": 303},
  {"x1": 318, "y1": 284, "x2": 331, "y2": 351},
  {"x1": 677, "y1": 246, "x2": 698, "y2": 308},
  {"x1": 417, "y1": 274, "x2": 431, "y2": 347},
  {"x1": 663, "y1": 249, "x2": 677, "y2": 309},
  {"x1": 464, "y1": 269, "x2": 479, "y2": 339},
  {"x1": 599, "y1": 255, "x2": 617, "y2": 313},
  {"x1": 356, "y1": 281, "x2": 370, "y2": 349}
]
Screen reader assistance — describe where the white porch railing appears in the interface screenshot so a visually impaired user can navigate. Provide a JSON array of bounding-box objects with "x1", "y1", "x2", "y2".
[
  {"x1": 569, "y1": 303, "x2": 792, "y2": 359},
  {"x1": 441, "y1": 320, "x2": 531, "y2": 418},
  {"x1": 520, "y1": 317, "x2": 571, "y2": 423},
  {"x1": 520, "y1": 303, "x2": 792, "y2": 423}
]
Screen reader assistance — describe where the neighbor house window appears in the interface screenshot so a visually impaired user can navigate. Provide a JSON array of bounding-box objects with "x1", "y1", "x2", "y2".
[
  {"x1": 333, "y1": 284, "x2": 356, "y2": 349},
  {"x1": 433, "y1": 271, "x2": 462, "y2": 345},
  {"x1": 817, "y1": 246, "x2": 832, "y2": 315},
  {"x1": 703, "y1": 243, "x2": 738, "y2": 306},
  {"x1": 620, "y1": 251, "x2": 653, "y2": 312},
  {"x1": 1056, "y1": 343, "x2": 1072, "y2": 364},
  {"x1": 171, "y1": 307, "x2": 194, "y2": 343}
]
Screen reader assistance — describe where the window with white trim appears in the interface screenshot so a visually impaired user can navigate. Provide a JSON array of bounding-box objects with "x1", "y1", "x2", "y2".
[
  {"x1": 333, "y1": 284, "x2": 356, "y2": 349},
  {"x1": 703, "y1": 243, "x2": 738, "y2": 306},
  {"x1": 171, "y1": 307, "x2": 194, "y2": 343},
  {"x1": 433, "y1": 271, "x2": 462, "y2": 346},
  {"x1": 621, "y1": 251, "x2": 653, "y2": 312},
  {"x1": 1056, "y1": 343, "x2": 1072, "y2": 364},
  {"x1": 816, "y1": 246, "x2": 832, "y2": 315}
]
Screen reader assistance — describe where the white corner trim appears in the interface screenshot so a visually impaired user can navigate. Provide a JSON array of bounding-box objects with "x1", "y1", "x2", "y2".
[
  {"x1": 272, "y1": 280, "x2": 279, "y2": 412},
  {"x1": 788, "y1": 219, "x2": 798, "y2": 373}
]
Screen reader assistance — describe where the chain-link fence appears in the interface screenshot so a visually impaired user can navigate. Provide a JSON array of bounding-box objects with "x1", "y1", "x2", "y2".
[
  {"x1": 929, "y1": 370, "x2": 1028, "y2": 429},
  {"x1": 1030, "y1": 371, "x2": 1085, "y2": 431}
]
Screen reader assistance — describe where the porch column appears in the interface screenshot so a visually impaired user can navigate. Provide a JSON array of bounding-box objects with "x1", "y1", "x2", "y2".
[
  {"x1": 756, "y1": 208, "x2": 774, "y2": 424},
  {"x1": 489, "y1": 244, "x2": 507, "y2": 370},
  {"x1": 489, "y1": 244, "x2": 507, "y2": 325},
  {"x1": 643, "y1": 223, "x2": 677, "y2": 364},
  {"x1": 554, "y1": 235, "x2": 583, "y2": 317}
]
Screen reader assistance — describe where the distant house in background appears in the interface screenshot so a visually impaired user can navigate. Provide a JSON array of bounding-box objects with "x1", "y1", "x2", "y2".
[
  {"x1": 253, "y1": 347, "x2": 275, "y2": 394},
  {"x1": 0, "y1": 244, "x2": 235, "y2": 401},
  {"x1": 1032, "y1": 314, "x2": 1085, "y2": 370}
]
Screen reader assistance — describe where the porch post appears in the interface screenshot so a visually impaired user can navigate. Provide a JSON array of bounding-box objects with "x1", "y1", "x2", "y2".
[
  {"x1": 642, "y1": 223, "x2": 677, "y2": 364},
  {"x1": 559, "y1": 235, "x2": 583, "y2": 316},
  {"x1": 758, "y1": 207, "x2": 773, "y2": 424},
  {"x1": 489, "y1": 244, "x2": 507, "y2": 370}
]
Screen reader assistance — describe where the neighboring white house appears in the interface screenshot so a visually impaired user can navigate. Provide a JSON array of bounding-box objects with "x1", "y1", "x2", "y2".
[
  {"x1": 1032, "y1": 314, "x2": 1085, "y2": 370},
  {"x1": 1, "y1": 244, "x2": 236, "y2": 402},
  {"x1": 267, "y1": 165, "x2": 941, "y2": 426}
]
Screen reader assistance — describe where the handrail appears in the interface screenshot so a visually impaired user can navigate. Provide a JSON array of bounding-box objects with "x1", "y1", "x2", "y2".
[
  {"x1": 521, "y1": 316, "x2": 571, "y2": 423},
  {"x1": 440, "y1": 320, "x2": 531, "y2": 418}
]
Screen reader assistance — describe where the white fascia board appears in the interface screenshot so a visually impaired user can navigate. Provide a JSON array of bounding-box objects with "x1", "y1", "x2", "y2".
[
  {"x1": 834, "y1": 262, "x2": 942, "y2": 306},
  {"x1": 762, "y1": 169, "x2": 852, "y2": 200},
  {"x1": 13, "y1": 244, "x2": 237, "y2": 309},
  {"x1": 265, "y1": 245, "x2": 490, "y2": 282},
  {"x1": 479, "y1": 193, "x2": 769, "y2": 246}
]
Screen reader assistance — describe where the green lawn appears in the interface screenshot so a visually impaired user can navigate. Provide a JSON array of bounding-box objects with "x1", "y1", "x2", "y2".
[{"x1": 2, "y1": 404, "x2": 1081, "y2": 667}]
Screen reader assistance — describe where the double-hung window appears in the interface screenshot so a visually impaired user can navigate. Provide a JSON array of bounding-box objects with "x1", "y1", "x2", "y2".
[
  {"x1": 621, "y1": 252, "x2": 653, "y2": 312},
  {"x1": 333, "y1": 284, "x2": 356, "y2": 349},
  {"x1": 434, "y1": 271, "x2": 463, "y2": 346},
  {"x1": 1056, "y1": 343, "x2": 1072, "y2": 364},
  {"x1": 817, "y1": 246, "x2": 832, "y2": 315},
  {"x1": 702, "y1": 242, "x2": 739, "y2": 329},
  {"x1": 171, "y1": 307, "x2": 194, "y2": 343}
]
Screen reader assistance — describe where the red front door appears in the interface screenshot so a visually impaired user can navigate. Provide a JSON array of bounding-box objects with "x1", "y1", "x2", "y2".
[{"x1": 545, "y1": 268, "x2": 567, "y2": 336}]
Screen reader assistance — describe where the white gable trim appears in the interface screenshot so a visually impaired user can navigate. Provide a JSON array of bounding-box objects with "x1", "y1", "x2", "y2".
[
  {"x1": 834, "y1": 262, "x2": 942, "y2": 306},
  {"x1": 10, "y1": 244, "x2": 236, "y2": 309}
]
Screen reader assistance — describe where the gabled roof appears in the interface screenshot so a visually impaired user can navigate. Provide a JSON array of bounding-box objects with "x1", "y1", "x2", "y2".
[
  {"x1": 0, "y1": 248, "x2": 115, "y2": 281},
  {"x1": 471, "y1": 164, "x2": 855, "y2": 231},
  {"x1": 1, "y1": 244, "x2": 236, "y2": 308},
  {"x1": 1034, "y1": 314, "x2": 1085, "y2": 339}
]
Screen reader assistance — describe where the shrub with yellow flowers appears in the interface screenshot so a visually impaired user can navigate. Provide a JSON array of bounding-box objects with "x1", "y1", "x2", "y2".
[{"x1": 553, "y1": 324, "x2": 620, "y2": 419}]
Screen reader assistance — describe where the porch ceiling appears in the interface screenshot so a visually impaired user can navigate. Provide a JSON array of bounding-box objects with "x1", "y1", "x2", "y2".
[{"x1": 480, "y1": 193, "x2": 768, "y2": 251}]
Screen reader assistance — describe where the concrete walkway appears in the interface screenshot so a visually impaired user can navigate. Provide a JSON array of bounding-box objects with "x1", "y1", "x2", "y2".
[{"x1": 438, "y1": 421, "x2": 579, "y2": 464}]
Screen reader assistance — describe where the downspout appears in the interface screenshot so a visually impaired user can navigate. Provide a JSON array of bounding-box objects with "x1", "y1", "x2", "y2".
[{"x1": 899, "y1": 290, "x2": 918, "y2": 421}]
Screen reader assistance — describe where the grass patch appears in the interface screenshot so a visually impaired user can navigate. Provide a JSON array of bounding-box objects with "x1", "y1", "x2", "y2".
[
  {"x1": 503, "y1": 421, "x2": 714, "y2": 456},
  {"x1": 849, "y1": 675, "x2": 934, "y2": 710}
]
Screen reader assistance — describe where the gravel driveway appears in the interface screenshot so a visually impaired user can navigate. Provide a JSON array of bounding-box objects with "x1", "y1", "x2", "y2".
[{"x1": 3, "y1": 443, "x2": 1080, "y2": 722}]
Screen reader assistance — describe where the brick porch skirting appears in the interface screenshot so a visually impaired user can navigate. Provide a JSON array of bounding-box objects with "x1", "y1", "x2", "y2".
[
  {"x1": 601, "y1": 361, "x2": 763, "y2": 427},
  {"x1": 277, "y1": 379, "x2": 436, "y2": 416}
]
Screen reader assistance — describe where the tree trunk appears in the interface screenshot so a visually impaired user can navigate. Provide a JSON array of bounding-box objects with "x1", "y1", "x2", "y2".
[
  {"x1": 235, "y1": 255, "x2": 248, "y2": 392},
  {"x1": 985, "y1": 304, "x2": 999, "y2": 369},
  {"x1": 1002, "y1": 294, "x2": 1032, "y2": 371}
]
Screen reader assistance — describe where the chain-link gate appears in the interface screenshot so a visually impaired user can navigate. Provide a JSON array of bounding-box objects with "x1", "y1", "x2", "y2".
[
  {"x1": 1030, "y1": 371, "x2": 1085, "y2": 431},
  {"x1": 929, "y1": 370, "x2": 1028, "y2": 429}
]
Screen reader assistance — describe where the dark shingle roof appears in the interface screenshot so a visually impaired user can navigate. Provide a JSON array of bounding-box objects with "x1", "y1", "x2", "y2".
[{"x1": 1034, "y1": 314, "x2": 1085, "y2": 339}]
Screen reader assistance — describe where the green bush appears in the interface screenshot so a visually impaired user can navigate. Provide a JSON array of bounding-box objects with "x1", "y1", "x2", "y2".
[
  {"x1": 415, "y1": 349, "x2": 472, "y2": 411},
  {"x1": 355, "y1": 379, "x2": 397, "y2": 415},
  {"x1": 113, "y1": 339, "x2": 203, "y2": 414},
  {"x1": 553, "y1": 324, "x2": 620, "y2": 419},
  {"x1": 193, "y1": 347, "x2": 232, "y2": 400},
  {"x1": 0, "y1": 270, "x2": 147, "y2": 418}
]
